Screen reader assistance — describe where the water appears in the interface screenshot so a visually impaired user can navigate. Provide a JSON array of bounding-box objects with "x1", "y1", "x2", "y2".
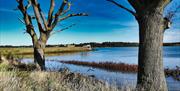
[
  {"x1": 46, "y1": 46, "x2": 180, "y2": 68},
  {"x1": 22, "y1": 46, "x2": 180, "y2": 91}
]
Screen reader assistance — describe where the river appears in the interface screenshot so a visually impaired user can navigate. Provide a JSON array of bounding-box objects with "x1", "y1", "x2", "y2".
[{"x1": 22, "y1": 46, "x2": 180, "y2": 91}]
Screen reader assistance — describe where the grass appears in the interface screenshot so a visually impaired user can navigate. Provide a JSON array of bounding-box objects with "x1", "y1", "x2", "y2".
[
  {"x1": 0, "y1": 71, "x2": 121, "y2": 91},
  {"x1": 0, "y1": 55, "x2": 124, "y2": 91},
  {"x1": 0, "y1": 70, "x2": 122, "y2": 91},
  {"x1": 0, "y1": 46, "x2": 91, "y2": 58}
]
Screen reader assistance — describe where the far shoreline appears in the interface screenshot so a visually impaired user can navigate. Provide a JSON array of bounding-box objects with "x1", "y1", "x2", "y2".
[{"x1": 0, "y1": 42, "x2": 180, "y2": 48}]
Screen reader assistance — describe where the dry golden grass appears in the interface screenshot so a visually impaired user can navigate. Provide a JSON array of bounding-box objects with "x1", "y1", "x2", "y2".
[
  {"x1": 0, "y1": 70, "x2": 123, "y2": 91},
  {"x1": 0, "y1": 47, "x2": 91, "y2": 58},
  {"x1": 0, "y1": 55, "x2": 123, "y2": 91}
]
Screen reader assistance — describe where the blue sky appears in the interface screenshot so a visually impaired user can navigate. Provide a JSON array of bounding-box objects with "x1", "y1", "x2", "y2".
[{"x1": 0, "y1": 0, "x2": 180, "y2": 46}]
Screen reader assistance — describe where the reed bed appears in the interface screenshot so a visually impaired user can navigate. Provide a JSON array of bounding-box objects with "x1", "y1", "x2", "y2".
[
  {"x1": 60, "y1": 60, "x2": 180, "y2": 81},
  {"x1": 60, "y1": 61, "x2": 138, "y2": 73}
]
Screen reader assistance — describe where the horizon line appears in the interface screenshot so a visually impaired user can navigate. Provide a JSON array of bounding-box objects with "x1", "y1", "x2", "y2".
[{"x1": 0, "y1": 41, "x2": 180, "y2": 46}]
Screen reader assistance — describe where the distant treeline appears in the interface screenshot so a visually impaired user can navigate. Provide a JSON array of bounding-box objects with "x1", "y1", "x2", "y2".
[
  {"x1": 75, "y1": 42, "x2": 139, "y2": 47},
  {"x1": 75, "y1": 42, "x2": 180, "y2": 47},
  {"x1": 0, "y1": 42, "x2": 180, "y2": 48}
]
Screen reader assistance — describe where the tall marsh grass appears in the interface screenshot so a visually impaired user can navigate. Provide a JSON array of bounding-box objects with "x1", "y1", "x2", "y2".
[{"x1": 60, "y1": 61, "x2": 138, "y2": 73}]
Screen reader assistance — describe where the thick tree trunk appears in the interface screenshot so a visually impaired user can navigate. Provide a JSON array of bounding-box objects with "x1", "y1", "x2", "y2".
[
  {"x1": 136, "y1": 11, "x2": 167, "y2": 91},
  {"x1": 33, "y1": 41, "x2": 46, "y2": 71},
  {"x1": 34, "y1": 47, "x2": 45, "y2": 70},
  {"x1": 32, "y1": 31, "x2": 49, "y2": 71}
]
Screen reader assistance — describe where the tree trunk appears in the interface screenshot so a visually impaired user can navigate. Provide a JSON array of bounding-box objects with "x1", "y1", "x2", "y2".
[
  {"x1": 136, "y1": 10, "x2": 167, "y2": 91},
  {"x1": 34, "y1": 41, "x2": 46, "y2": 71}
]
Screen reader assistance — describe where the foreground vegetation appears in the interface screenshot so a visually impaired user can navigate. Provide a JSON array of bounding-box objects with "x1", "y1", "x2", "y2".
[
  {"x1": 0, "y1": 55, "x2": 122, "y2": 91},
  {"x1": 0, "y1": 70, "x2": 119, "y2": 91},
  {"x1": 60, "y1": 60, "x2": 180, "y2": 81}
]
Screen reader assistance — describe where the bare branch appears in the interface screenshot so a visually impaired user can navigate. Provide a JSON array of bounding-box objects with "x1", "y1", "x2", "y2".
[
  {"x1": 58, "y1": 13, "x2": 88, "y2": 22},
  {"x1": 56, "y1": 0, "x2": 68, "y2": 16},
  {"x1": 47, "y1": 0, "x2": 55, "y2": 27},
  {"x1": 31, "y1": 0, "x2": 45, "y2": 32},
  {"x1": 31, "y1": 0, "x2": 48, "y2": 30},
  {"x1": 51, "y1": 24, "x2": 76, "y2": 36},
  {"x1": 31, "y1": 0, "x2": 48, "y2": 31},
  {"x1": 39, "y1": 10, "x2": 48, "y2": 30},
  {"x1": 25, "y1": 0, "x2": 32, "y2": 10},
  {"x1": 61, "y1": 2, "x2": 71, "y2": 15},
  {"x1": 16, "y1": 0, "x2": 38, "y2": 44},
  {"x1": 165, "y1": 4, "x2": 180, "y2": 21},
  {"x1": 107, "y1": 0, "x2": 137, "y2": 17},
  {"x1": 163, "y1": 3, "x2": 179, "y2": 31},
  {"x1": 128, "y1": 0, "x2": 144, "y2": 12},
  {"x1": 51, "y1": 0, "x2": 68, "y2": 29},
  {"x1": 18, "y1": 17, "x2": 25, "y2": 24},
  {"x1": 163, "y1": 17, "x2": 172, "y2": 31}
]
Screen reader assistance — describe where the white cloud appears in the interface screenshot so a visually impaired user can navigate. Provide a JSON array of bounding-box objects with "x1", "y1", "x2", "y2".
[{"x1": 164, "y1": 29, "x2": 180, "y2": 42}]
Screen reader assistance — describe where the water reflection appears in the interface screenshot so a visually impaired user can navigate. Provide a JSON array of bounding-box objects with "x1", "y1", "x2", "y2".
[
  {"x1": 80, "y1": 52, "x2": 89, "y2": 57},
  {"x1": 21, "y1": 46, "x2": 180, "y2": 91}
]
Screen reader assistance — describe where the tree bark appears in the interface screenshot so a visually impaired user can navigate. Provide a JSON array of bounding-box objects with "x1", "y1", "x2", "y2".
[
  {"x1": 34, "y1": 47, "x2": 45, "y2": 70},
  {"x1": 136, "y1": 10, "x2": 167, "y2": 91},
  {"x1": 33, "y1": 41, "x2": 46, "y2": 71},
  {"x1": 33, "y1": 31, "x2": 48, "y2": 71}
]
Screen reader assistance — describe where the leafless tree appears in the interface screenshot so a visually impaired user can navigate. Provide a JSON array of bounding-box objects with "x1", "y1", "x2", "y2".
[
  {"x1": 107, "y1": 0, "x2": 177, "y2": 90},
  {"x1": 16, "y1": 0, "x2": 87, "y2": 70}
]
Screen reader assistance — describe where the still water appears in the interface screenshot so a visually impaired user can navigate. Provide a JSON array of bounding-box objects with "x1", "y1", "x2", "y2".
[{"x1": 23, "y1": 46, "x2": 180, "y2": 91}]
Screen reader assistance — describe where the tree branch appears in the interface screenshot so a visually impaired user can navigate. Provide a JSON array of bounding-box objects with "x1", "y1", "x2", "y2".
[
  {"x1": 31, "y1": 0, "x2": 45, "y2": 32},
  {"x1": 61, "y1": 2, "x2": 71, "y2": 16},
  {"x1": 128, "y1": 0, "x2": 144, "y2": 12},
  {"x1": 51, "y1": 24, "x2": 76, "y2": 36},
  {"x1": 16, "y1": 0, "x2": 38, "y2": 45},
  {"x1": 163, "y1": 3, "x2": 179, "y2": 31},
  {"x1": 163, "y1": 17, "x2": 171, "y2": 31},
  {"x1": 25, "y1": 0, "x2": 32, "y2": 10},
  {"x1": 165, "y1": 4, "x2": 180, "y2": 21},
  {"x1": 39, "y1": 9, "x2": 48, "y2": 30},
  {"x1": 18, "y1": 17, "x2": 25, "y2": 25},
  {"x1": 51, "y1": 0, "x2": 68, "y2": 29},
  {"x1": 47, "y1": 0, "x2": 55, "y2": 27},
  {"x1": 107, "y1": 0, "x2": 137, "y2": 17},
  {"x1": 58, "y1": 13, "x2": 88, "y2": 22},
  {"x1": 56, "y1": 0, "x2": 68, "y2": 16}
]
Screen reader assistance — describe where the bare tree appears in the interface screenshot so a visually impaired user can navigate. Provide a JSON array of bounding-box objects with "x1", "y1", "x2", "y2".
[
  {"x1": 16, "y1": 0, "x2": 87, "y2": 70},
  {"x1": 107, "y1": 0, "x2": 175, "y2": 90}
]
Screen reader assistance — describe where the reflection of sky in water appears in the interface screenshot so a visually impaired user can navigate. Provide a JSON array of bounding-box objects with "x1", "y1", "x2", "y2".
[
  {"x1": 21, "y1": 46, "x2": 180, "y2": 91},
  {"x1": 46, "y1": 46, "x2": 180, "y2": 68}
]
